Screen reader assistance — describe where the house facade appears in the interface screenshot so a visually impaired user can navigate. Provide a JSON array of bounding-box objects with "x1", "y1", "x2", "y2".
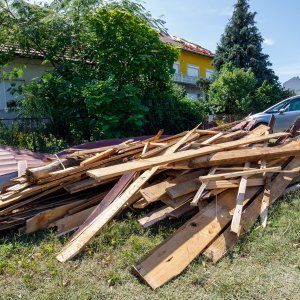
[
  {"x1": 160, "y1": 34, "x2": 214, "y2": 100},
  {"x1": 283, "y1": 77, "x2": 300, "y2": 95},
  {"x1": 0, "y1": 55, "x2": 52, "y2": 119},
  {"x1": 0, "y1": 34, "x2": 214, "y2": 118}
]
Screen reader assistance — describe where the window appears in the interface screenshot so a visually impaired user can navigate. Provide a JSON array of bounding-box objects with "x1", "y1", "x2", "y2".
[
  {"x1": 187, "y1": 93, "x2": 198, "y2": 100},
  {"x1": 187, "y1": 64, "x2": 199, "y2": 78},
  {"x1": 266, "y1": 99, "x2": 290, "y2": 113},
  {"x1": 285, "y1": 98, "x2": 300, "y2": 112},
  {"x1": 206, "y1": 69, "x2": 214, "y2": 79},
  {"x1": 0, "y1": 80, "x2": 24, "y2": 110},
  {"x1": 173, "y1": 62, "x2": 180, "y2": 74}
]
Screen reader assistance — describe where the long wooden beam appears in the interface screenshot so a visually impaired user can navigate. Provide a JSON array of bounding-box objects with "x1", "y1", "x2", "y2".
[
  {"x1": 189, "y1": 140, "x2": 300, "y2": 168},
  {"x1": 87, "y1": 132, "x2": 289, "y2": 181},
  {"x1": 133, "y1": 187, "x2": 260, "y2": 289}
]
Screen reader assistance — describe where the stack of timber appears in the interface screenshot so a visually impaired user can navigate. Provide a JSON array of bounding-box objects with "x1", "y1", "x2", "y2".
[{"x1": 1, "y1": 117, "x2": 300, "y2": 289}]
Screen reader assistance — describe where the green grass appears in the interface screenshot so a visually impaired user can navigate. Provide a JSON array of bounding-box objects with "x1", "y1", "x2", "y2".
[{"x1": 0, "y1": 191, "x2": 299, "y2": 300}]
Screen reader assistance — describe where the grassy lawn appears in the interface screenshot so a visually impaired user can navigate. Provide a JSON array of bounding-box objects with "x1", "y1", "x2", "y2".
[{"x1": 0, "y1": 191, "x2": 299, "y2": 300}]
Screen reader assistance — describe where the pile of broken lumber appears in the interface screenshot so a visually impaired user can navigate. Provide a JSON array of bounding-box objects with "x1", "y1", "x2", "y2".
[{"x1": 1, "y1": 117, "x2": 300, "y2": 289}]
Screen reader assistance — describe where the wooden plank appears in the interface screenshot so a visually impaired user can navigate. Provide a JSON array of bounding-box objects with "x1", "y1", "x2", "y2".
[
  {"x1": 214, "y1": 130, "x2": 246, "y2": 144},
  {"x1": 50, "y1": 205, "x2": 97, "y2": 236},
  {"x1": 26, "y1": 158, "x2": 77, "y2": 181},
  {"x1": 161, "y1": 193, "x2": 193, "y2": 209},
  {"x1": 0, "y1": 184, "x2": 64, "y2": 212},
  {"x1": 140, "y1": 170, "x2": 206, "y2": 204},
  {"x1": 142, "y1": 142, "x2": 150, "y2": 155},
  {"x1": 56, "y1": 126, "x2": 200, "y2": 262},
  {"x1": 87, "y1": 132, "x2": 289, "y2": 181},
  {"x1": 201, "y1": 132, "x2": 224, "y2": 145},
  {"x1": 188, "y1": 140, "x2": 300, "y2": 168},
  {"x1": 36, "y1": 148, "x2": 142, "y2": 185},
  {"x1": 199, "y1": 166, "x2": 281, "y2": 182},
  {"x1": 203, "y1": 157, "x2": 299, "y2": 263},
  {"x1": 166, "y1": 201, "x2": 198, "y2": 219},
  {"x1": 230, "y1": 162, "x2": 250, "y2": 234},
  {"x1": 133, "y1": 187, "x2": 259, "y2": 289},
  {"x1": 25, "y1": 200, "x2": 86, "y2": 233},
  {"x1": 75, "y1": 173, "x2": 135, "y2": 236},
  {"x1": 64, "y1": 177, "x2": 115, "y2": 194},
  {"x1": 80, "y1": 148, "x2": 116, "y2": 167},
  {"x1": 18, "y1": 160, "x2": 27, "y2": 177},
  {"x1": 67, "y1": 139, "x2": 134, "y2": 157},
  {"x1": 190, "y1": 168, "x2": 216, "y2": 206},
  {"x1": 209, "y1": 119, "x2": 242, "y2": 131},
  {"x1": 138, "y1": 206, "x2": 174, "y2": 228},
  {"x1": 260, "y1": 178, "x2": 271, "y2": 228}
]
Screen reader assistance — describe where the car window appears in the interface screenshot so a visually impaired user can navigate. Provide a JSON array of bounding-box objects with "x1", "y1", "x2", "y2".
[
  {"x1": 266, "y1": 100, "x2": 289, "y2": 113},
  {"x1": 285, "y1": 98, "x2": 300, "y2": 112}
]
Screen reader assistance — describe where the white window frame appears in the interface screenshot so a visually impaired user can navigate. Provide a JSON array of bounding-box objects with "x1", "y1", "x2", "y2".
[
  {"x1": 206, "y1": 69, "x2": 214, "y2": 79},
  {"x1": 0, "y1": 79, "x2": 24, "y2": 110},
  {"x1": 173, "y1": 61, "x2": 180, "y2": 74},
  {"x1": 187, "y1": 64, "x2": 200, "y2": 78}
]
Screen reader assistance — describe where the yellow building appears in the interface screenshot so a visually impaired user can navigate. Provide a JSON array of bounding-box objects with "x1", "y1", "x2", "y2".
[{"x1": 161, "y1": 34, "x2": 214, "y2": 100}]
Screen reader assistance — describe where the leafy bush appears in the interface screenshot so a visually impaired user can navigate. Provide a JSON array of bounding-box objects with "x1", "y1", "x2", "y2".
[
  {"x1": 208, "y1": 63, "x2": 257, "y2": 115},
  {"x1": 0, "y1": 121, "x2": 68, "y2": 153},
  {"x1": 208, "y1": 63, "x2": 295, "y2": 115},
  {"x1": 83, "y1": 78, "x2": 148, "y2": 139},
  {"x1": 142, "y1": 83, "x2": 209, "y2": 134}
]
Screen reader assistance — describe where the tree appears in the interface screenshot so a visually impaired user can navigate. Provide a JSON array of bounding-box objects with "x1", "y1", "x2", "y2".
[
  {"x1": 208, "y1": 63, "x2": 295, "y2": 116},
  {"x1": 213, "y1": 0, "x2": 277, "y2": 86},
  {"x1": 2, "y1": 1, "x2": 202, "y2": 142},
  {"x1": 208, "y1": 63, "x2": 257, "y2": 115}
]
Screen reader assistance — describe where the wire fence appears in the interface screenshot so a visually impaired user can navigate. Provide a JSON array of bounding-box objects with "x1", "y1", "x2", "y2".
[{"x1": 0, "y1": 118, "x2": 51, "y2": 131}]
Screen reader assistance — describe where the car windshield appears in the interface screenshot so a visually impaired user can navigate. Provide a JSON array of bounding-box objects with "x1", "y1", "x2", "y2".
[{"x1": 265, "y1": 100, "x2": 289, "y2": 113}]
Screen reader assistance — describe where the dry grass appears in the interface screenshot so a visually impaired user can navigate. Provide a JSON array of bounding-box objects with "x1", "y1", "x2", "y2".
[{"x1": 0, "y1": 191, "x2": 299, "y2": 300}]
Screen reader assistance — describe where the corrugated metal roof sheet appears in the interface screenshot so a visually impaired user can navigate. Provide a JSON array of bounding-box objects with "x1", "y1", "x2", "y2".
[{"x1": 0, "y1": 146, "x2": 51, "y2": 176}]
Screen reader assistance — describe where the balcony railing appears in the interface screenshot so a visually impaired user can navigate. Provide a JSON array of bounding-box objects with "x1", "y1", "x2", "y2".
[{"x1": 173, "y1": 73, "x2": 199, "y2": 85}]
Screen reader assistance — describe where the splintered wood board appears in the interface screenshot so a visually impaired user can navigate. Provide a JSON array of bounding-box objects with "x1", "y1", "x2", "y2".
[
  {"x1": 133, "y1": 187, "x2": 259, "y2": 289},
  {"x1": 203, "y1": 157, "x2": 299, "y2": 263}
]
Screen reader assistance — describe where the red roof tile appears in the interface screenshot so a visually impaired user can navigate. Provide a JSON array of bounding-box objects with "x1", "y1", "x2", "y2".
[{"x1": 160, "y1": 33, "x2": 214, "y2": 57}]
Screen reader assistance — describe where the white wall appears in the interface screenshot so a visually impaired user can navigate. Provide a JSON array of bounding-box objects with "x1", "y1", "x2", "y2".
[{"x1": 0, "y1": 57, "x2": 53, "y2": 114}]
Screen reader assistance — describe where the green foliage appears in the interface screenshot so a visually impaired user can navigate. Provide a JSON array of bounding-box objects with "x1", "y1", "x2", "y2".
[
  {"x1": 208, "y1": 63, "x2": 257, "y2": 115},
  {"x1": 213, "y1": 0, "x2": 278, "y2": 86},
  {"x1": 1, "y1": 1, "x2": 193, "y2": 143},
  {"x1": 0, "y1": 192, "x2": 299, "y2": 298},
  {"x1": 253, "y1": 81, "x2": 295, "y2": 113},
  {"x1": 0, "y1": 120, "x2": 68, "y2": 153},
  {"x1": 208, "y1": 63, "x2": 296, "y2": 116},
  {"x1": 83, "y1": 78, "x2": 147, "y2": 139},
  {"x1": 142, "y1": 83, "x2": 209, "y2": 134},
  {"x1": 197, "y1": 77, "x2": 213, "y2": 102}
]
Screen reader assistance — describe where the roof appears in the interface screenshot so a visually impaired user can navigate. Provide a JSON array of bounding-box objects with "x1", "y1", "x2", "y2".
[
  {"x1": 160, "y1": 33, "x2": 214, "y2": 58},
  {"x1": 0, "y1": 145, "x2": 51, "y2": 176},
  {"x1": 1, "y1": 33, "x2": 214, "y2": 61},
  {"x1": 0, "y1": 45, "x2": 45, "y2": 59}
]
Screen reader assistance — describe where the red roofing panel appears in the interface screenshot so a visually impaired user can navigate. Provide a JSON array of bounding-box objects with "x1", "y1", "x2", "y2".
[{"x1": 0, "y1": 146, "x2": 51, "y2": 176}]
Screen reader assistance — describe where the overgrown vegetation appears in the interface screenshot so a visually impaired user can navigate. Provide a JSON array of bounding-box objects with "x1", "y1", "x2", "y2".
[
  {"x1": 0, "y1": 120, "x2": 68, "y2": 153},
  {"x1": 0, "y1": 189, "x2": 299, "y2": 299},
  {"x1": 0, "y1": 0, "x2": 207, "y2": 145}
]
